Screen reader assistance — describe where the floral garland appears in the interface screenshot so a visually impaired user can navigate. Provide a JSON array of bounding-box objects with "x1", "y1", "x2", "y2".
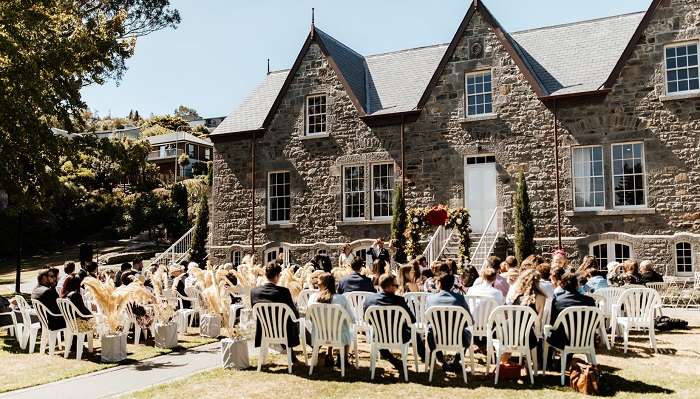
[
  {"x1": 446, "y1": 208, "x2": 472, "y2": 263},
  {"x1": 405, "y1": 208, "x2": 429, "y2": 258},
  {"x1": 404, "y1": 205, "x2": 472, "y2": 262}
]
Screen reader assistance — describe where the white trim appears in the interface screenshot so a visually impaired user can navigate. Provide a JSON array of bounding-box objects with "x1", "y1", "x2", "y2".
[
  {"x1": 464, "y1": 69, "x2": 494, "y2": 117},
  {"x1": 663, "y1": 40, "x2": 700, "y2": 97},
  {"x1": 674, "y1": 241, "x2": 695, "y2": 276},
  {"x1": 342, "y1": 164, "x2": 366, "y2": 221},
  {"x1": 571, "y1": 145, "x2": 605, "y2": 211},
  {"x1": 370, "y1": 162, "x2": 395, "y2": 220},
  {"x1": 610, "y1": 141, "x2": 648, "y2": 210},
  {"x1": 267, "y1": 170, "x2": 291, "y2": 225},
  {"x1": 304, "y1": 93, "x2": 328, "y2": 136},
  {"x1": 589, "y1": 240, "x2": 634, "y2": 269}
]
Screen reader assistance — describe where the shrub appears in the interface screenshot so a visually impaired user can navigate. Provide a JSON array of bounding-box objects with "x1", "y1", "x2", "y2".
[
  {"x1": 513, "y1": 171, "x2": 536, "y2": 263},
  {"x1": 189, "y1": 194, "x2": 209, "y2": 265}
]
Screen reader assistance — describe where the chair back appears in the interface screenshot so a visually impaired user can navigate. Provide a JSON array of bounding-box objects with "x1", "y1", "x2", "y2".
[
  {"x1": 646, "y1": 282, "x2": 668, "y2": 297},
  {"x1": 537, "y1": 297, "x2": 553, "y2": 338},
  {"x1": 14, "y1": 295, "x2": 34, "y2": 326},
  {"x1": 595, "y1": 287, "x2": 625, "y2": 316},
  {"x1": 551, "y1": 306, "x2": 603, "y2": 350},
  {"x1": 306, "y1": 303, "x2": 352, "y2": 346},
  {"x1": 184, "y1": 286, "x2": 202, "y2": 311},
  {"x1": 252, "y1": 302, "x2": 297, "y2": 344},
  {"x1": 622, "y1": 284, "x2": 646, "y2": 289},
  {"x1": 404, "y1": 292, "x2": 429, "y2": 329},
  {"x1": 487, "y1": 305, "x2": 538, "y2": 349},
  {"x1": 425, "y1": 306, "x2": 473, "y2": 351},
  {"x1": 32, "y1": 301, "x2": 62, "y2": 332},
  {"x1": 465, "y1": 294, "x2": 498, "y2": 337},
  {"x1": 296, "y1": 289, "x2": 318, "y2": 313},
  {"x1": 125, "y1": 302, "x2": 139, "y2": 322},
  {"x1": 57, "y1": 299, "x2": 83, "y2": 334},
  {"x1": 616, "y1": 288, "x2": 660, "y2": 325},
  {"x1": 344, "y1": 292, "x2": 369, "y2": 329},
  {"x1": 364, "y1": 305, "x2": 411, "y2": 347}
]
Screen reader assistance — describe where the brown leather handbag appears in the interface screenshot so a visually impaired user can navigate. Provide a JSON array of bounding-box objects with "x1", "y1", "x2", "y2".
[{"x1": 569, "y1": 358, "x2": 601, "y2": 395}]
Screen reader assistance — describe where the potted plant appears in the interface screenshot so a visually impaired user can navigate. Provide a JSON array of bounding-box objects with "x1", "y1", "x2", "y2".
[
  {"x1": 82, "y1": 277, "x2": 154, "y2": 362},
  {"x1": 151, "y1": 265, "x2": 178, "y2": 349}
]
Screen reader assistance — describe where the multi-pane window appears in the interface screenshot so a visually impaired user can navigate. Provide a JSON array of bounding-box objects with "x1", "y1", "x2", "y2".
[
  {"x1": 204, "y1": 148, "x2": 211, "y2": 160},
  {"x1": 343, "y1": 165, "x2": 365, "y2": 220},
  {"x1": 187, "y1": 144, "x2": 196, "y2": 158},
  {"x1": 614, "y1": 243, "x2": 631, "y2": 263},
  {"x1": 612, "y1": 143, "x2": 646, "y2": 208},
  {"x1": 591, "y1": 242, "x2": 632, "y2": 270},
  {"x1": 232, "y1": 251, "x2": 241, "y2": 267},
  {"x1": 372, "y1": 164, "x2": 394, "y2": 218},
  {"x1": 592, "y1": 243, "x2": 608, "y2": 270},
  {"x1": 465, "y1": 70, "x2": 493, "y2": 116},
  {"x1": 666, "y1": 42, "x2": 699, "y2": 94},
  {"x1": 268, "y1": 171, "x2": 290, "y2": 223},
  {"x1": 572, "y1": 146, "x2": 604, "y2": 209},
  {"x1": 306, "y1": 94, "x2": 327, "y2": 135},
  {"x1": 676, "y1": 242, "x2": 693, "y2": 274}
]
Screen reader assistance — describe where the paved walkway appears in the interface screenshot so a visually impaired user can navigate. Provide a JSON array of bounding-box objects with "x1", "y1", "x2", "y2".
[{"x1": 0, "y1": 342, "x2": 223, "y2": 399}]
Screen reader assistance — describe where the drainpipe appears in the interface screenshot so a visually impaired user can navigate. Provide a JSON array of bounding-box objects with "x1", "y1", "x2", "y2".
[
  {"x1": 553, "y1": 99, "x2": 563, "y2": 250},
  {"x1": 400, "y1": 115, "x2": 406, "y2": 189},
  {"x1": 250, "y1": 136, "x2": 256, "y2": 255}
]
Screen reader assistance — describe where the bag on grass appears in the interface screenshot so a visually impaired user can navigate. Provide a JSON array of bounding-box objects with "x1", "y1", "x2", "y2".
[
  {"x1": 569, "y1": 358, "x2": 600, "y2": 395},
  {"x1": 654, "y1": 316, "x2": 688, "y2": 331},
  {"x1": 498, "y1": 362, "x2": 522, "y2": 381}
]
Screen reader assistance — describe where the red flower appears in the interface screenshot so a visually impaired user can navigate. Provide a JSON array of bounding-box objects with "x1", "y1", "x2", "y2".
[{"x1": 425, "y1": 205, "x2": 448, "y2": 226}]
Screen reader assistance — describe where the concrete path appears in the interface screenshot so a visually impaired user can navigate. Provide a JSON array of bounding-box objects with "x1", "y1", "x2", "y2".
[{"x1": 0, "y1": 342, "x2": 222, "y2": 399}]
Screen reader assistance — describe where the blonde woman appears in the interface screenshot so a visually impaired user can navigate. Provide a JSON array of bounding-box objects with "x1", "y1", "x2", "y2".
[
  {"x1": 506, "y1": 269, "x2": 547, "y2": 351},
  {"x1": 338, "y1": 243, "x2": 354, "y2": 269}
]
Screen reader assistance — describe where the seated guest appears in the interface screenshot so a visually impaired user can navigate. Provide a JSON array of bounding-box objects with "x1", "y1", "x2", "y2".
[
  {"x1": 308, "y1": 273, "x2": 355, "y2": 367},
  {"x1": 462, "y1": 263, "x2": 479, "y2": 288},
  {"x1": 338, "y1": 258, "x2": 375, "y2": 294},
  {"x1": 417, "y1": 255, "x2": 429, "y2": 273},
  {"x1": 467, "y1": 267, "x2": 505, "y2": 305},
  {"x1": 61, "y1": 274, "x2": 94, "y2": 332},
  {"x1": 56, "y1": 262, "x2": 75, "y2": 294},
  {"x1": 422, "y1": 261, "x2": 442, "y2": 293},
  {"x1": 398, "y1": 262, "x2": 423, "y2": 294},
  {"x1": 639, "y1": 260, "x2": 663, "y2": 285},
  {"x1": 583, "y1": 267, "x2": 609, "y2": 293},
  {"x1": 426, "y1": 272, "x2": 473, "y2": 372},
  {"x1": 115, "y1": 263, "x2": 132, "y2": 287},
  {"x1": 473, "y1": 256, "x2": 509, "y2": 298},
  {"x1": 170, "y1": 265, "x2": 190, "y2": 309},
  {"x1": 504, "y1": 255, "x2": 518, "y2": 271},
  {"x1": 370, "y1": 259, "x2": 387, "y2": 289},
  {"x1": 547, "y1": 271, "x2": 596, "y2": 352},
  {"x1": 606, "y1": 261, "x2": 623, "y2": 286},
  {"x1": 551, "y1": 250, "x2": 569, "y2": 269},
  {"x1": 550, "y1": 266, "x2": 566, "y2": 296},
  {"x1": 364, "y1": 274, "x2": 425, "y2": 379},
  {"x1": 31, "y1": 270, "x2": 66, "y2": 330},
  {"x1": 537, "y1": 263, "x2": 555, "y2": 298},
  {"x1": 618, "y1": 259, "x2": 642, "y2": 286},
  {"x1": 506, "y1": 269, "x2": 546, "y2": 351},
  {"x1": 251, "y1": 262, "x2": 304, "y2": 362}
]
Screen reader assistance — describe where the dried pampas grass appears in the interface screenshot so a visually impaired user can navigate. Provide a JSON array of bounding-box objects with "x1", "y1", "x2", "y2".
[{"x1": 82, "y1": 277, "x2": 155, "y2": 335}]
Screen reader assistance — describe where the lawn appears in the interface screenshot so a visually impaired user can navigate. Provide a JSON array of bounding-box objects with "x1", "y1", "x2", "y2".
[
  {"x1": 0, "y1": 329, "x2": 215, "y2": 393},
  {"x1": 121, "y1": 310, "x2": 700, "y2": 399}
]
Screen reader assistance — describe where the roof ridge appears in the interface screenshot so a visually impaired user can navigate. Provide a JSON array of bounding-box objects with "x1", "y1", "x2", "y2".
[
  {"x1": 366, "y1": 42, "x2": 450, "y2": 59},
  {"x1": 314, "y1": 27, "x2": 365, "y2": 59},
  {"x1": 511, "y1": 10, "x2": 646, "y2": 35}
]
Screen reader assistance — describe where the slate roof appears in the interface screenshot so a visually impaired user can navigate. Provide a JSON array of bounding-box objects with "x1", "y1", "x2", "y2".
[{"x1": 213, "y1": 8, "x2": 648, "y2": 136}]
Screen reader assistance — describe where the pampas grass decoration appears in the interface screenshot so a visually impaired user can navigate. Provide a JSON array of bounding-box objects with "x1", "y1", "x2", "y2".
[{"x1": 82, "y1": 277, "x2": 155, "y2": 335}]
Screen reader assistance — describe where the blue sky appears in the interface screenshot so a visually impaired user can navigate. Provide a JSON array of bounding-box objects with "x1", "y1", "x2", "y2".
[{"x1": 81, "y1": 0, "x2": 652, "y2": 119}]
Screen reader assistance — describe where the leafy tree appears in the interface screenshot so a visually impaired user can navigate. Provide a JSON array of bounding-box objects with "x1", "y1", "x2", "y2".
[
  {"x1": 170, "y1": 183, "x2": 189, "y2": 237},
  {"x1": 192, "y1": 161, "x2": 209, "y2": 176},
  {"x1": 189, "y1": 195, "x2": 209, "y2": 265},
  {"x1": 141, "y1": 125, "x2": 172, "y2": 137},
  {"x1": 174, "y1": 105, "x2": 201, "y2": 121},
  {"x1": 141, "y1": 114, "x2": 190, "y2": 132},
  {"x1": 513, "y1": 171, "x2": 536, "y2": 263},
  {"x1": 191, "y1": 125, "x2": 210, "y2": 138},
  {"x1": 178, "y1": 154, "x2": 190, "y2": 167},
  {"x1": 391, "y1": 183, "x2": 407, "y2": 263},
  {"x1": 133, "y1": 110, "x2": 141, "y2": 121}
]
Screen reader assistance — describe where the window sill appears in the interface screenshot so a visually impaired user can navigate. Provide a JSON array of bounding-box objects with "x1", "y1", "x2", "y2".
[
  {"x1": 565, "y1": 208, "x2": 656, "y2": 217},
  {"x1": 335, "y1": 219, "x2": 392, "y2": 227},
  {"x1": 659, "y1": 91, "x2": 700, "y2": 102},
  {"x1": 266, "y1": 223, "x2": 297, "y2": 229},
  {"x1": 459, "y1": 113, "x2": 498, "y2": 123},
  {"x1": 299, "y1": 133, "x2": 330, "y2": 140}
]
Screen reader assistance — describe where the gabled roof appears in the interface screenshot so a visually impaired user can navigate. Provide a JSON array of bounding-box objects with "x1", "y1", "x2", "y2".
[
  {"x1": 146, "y1": 131, "x2": 212, "y2": 147},
  {"x1": 213, "y1": 0, "x2": 659, "y2": 137}
]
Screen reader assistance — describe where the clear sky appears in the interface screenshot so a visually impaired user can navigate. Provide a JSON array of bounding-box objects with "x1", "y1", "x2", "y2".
[{"x1": 80, "y1": 0, "x2": 652, "y2": 119}]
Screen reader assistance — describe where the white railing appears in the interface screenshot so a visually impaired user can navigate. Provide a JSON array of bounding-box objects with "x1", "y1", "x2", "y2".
[
  {"x1": 470, "y1": 207, "x2": 503, "y2": 269},
  {"x1": 150, "y1": 226, "x2": 195, "y2": 266},
  {"x1": 422, "y1": 225, "x2": 455, "y2": 265}
]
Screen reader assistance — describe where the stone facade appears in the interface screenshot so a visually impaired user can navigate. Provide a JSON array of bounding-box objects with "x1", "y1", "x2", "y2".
[{"x1": 211, "y1": 1, "x2": 700, "y2": 277}]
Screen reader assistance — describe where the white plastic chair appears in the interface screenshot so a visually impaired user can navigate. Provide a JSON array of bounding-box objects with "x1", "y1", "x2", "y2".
[
  {"x1": 306, "y1": 303, "x2": 357, "y2": 377},
  {"x1": 646, "y1": 282, "x2": 669, "y2": 306},
  {"x1": 33, "y1": 301, "x2": 66, "y2": 356},
  {"x1": 0, "y1": 310, "x2": 17, "y2": 338},
  {"x1": 344, "y1": 292, "x2": 370, "y2": 336},
  {"x1": 175, "y1": 288, "x2": 198, "y2": 332},
  {"x1": 296, "y1": 289, "x2": 318, "y2": 314},
  {"x1": 404, "y1": 292, "x2": 429, "y2": 334},
  {"x1": 424, "y1": 306, "x2": 475, "y2": 383},
  {"x1": 252, "y1": 302, "x2": 307, "y2": 373},
  {"x1": 465, "y1": 294, "x2": 499, "y2": 372},
  {"x1": 364, "y1": 305, "x2": 419, "y2": 381},
  {"x1": 14, "y1": 296, "x2": 40, "y2": 352},
  {"x1": 486, "y1": 305, "x2": 539, "y2": 385},
  {"x1": 125, "y1": 302, "x2": 152, "y2": 345},
  {"x1": 543, "y1": 306, "x2": 604, "y2": 385},
  {"x1": 611, "y1": 288, "x2": 661, "y2": 353},
  {"x1": 594, "y1": 287, "x2": 625, "y2": 329},
  {"x1": 57, "y1": 299, "x2": 95, "y2": 360}
]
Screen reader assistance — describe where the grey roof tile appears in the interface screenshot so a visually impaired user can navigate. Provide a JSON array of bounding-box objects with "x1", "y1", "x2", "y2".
[{"x1": 316, "y1": 28, "x2": 368, "y2": 112}]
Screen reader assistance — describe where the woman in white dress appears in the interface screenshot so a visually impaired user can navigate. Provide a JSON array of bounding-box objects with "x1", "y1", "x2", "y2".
[
  {"x1": 307, "y1": 272, "x2": 356, "y2": 367},
  {"x1": 338, "y1": 243, "x2": 354, "y2": 269}
]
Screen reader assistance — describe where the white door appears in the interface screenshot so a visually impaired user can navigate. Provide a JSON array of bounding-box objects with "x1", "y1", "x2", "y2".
[{"x1": 464, "y1": 157, "x2": 497, "y2": 233}]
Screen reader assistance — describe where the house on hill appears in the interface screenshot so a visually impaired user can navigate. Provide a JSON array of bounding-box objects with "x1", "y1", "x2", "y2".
[{"x1": 209, "y1": 0, "x2": 700, "y2": 277}]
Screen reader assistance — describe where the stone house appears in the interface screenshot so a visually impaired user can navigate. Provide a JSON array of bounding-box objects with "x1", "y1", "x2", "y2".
[{"x1": 210, "y1": 0, "x2": 700, "y2": 278}]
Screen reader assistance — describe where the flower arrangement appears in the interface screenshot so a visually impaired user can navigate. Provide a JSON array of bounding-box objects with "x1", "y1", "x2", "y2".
[
  {"x1": 82, "y1": 277, "x2": 155, "y2": 336},
  {"x1": 150, "y1": 264, "x2": 176, "y2": 324},
  {"x1": 447, "y1": 208, "x2": 472, "y2": 263},
  {"x1": 425, "y1": 205, "x2": 449, "y2": 226},
  {"x1": 405, "y1": 207, "x2": 428, "y2": 258}
]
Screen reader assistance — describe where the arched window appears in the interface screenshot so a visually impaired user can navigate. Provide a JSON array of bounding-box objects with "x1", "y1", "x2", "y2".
[
  {"x1": 590, "y1": 241, "x2": 633, "y2": 270},
  {"x1": 676, "y1": 242, "x2": 693, "y2": 275},
  {"x1": 232, "y1": 251, "x2": 242, "y2": 267},
  {"x1": 354, "y1": 247, "x2": 372, "y2": 269}
]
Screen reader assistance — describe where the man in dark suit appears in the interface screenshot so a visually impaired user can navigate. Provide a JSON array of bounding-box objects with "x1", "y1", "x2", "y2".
[
  {"x1": 548, "y1": 271, "x2": 596, "y2": 350},
  {"x1": 338, "y1": 257, "x2": 374, "y2": 294},
  {"x1": 370, "y1": 238, "x2": 391, "y2": 263},
  {"x1": 250, "y1": 262, "x2": 304, "y2": 361},
  {"x1": 31, "y1": 269, "x2": 66, "y2": 330},
  {"x1": 363, "y1": 274, "x2": 425, "y2": 378}
]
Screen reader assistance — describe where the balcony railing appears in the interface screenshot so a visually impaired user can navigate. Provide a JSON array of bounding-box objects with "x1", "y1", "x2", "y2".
[{"x1": 147, "y1": 148, "x2": 183, "y2": 161}]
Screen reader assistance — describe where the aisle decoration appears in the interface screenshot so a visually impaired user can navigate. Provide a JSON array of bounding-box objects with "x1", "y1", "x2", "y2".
[
  {"x1": 446, "y1": 208, "x2": 472, "y2": 262},
  {"x1": 151, "y1": 264, "x2": 178, "y2": 348},
  {"x1": 404, "y1": 205, "x2": 472, "y2": 262}
]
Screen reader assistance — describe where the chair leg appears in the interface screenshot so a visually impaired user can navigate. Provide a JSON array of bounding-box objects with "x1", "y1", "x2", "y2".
[
  {"x1": 370, "y1": 346, "x2": 377, "y2": 380},
  {"x1": 401, "y1": 347, "x2": 409, "y2": 382},
  {"x1": 286, "y1": 347, "x2": 293, "y2": 374},
  {"x1": 649, "y1": 326, "x2": 657, "y2": 353},
  {"x1": 525, "y1": 349, "x2": 535, "y2": 385},
  {"x1": 134, "y1": 327, "x2": 141, "y2": 345},
  {"x1": 542, "y1": 343, "x2": 549, "y2": 377},
  {"x1": 87, "y1": 333, "x2": 94, "y2": 353},
  {"x1": 462, "y1": 350, "x2": 468, "y2": 384},
  {"x1": 610, "y1": 319, "x2": 617, "y2": 347},
  {"x1": 64, "y1": 332, "x2": 73, "y2": 359},
  {"x1": 76, "y1": 334, "x2": 85, "y2": 360},
  {"x1": 257, "y1": 344, "x2": 268, "y2": 372},
  {"x1": 560, "y1": 350, "x2": 567, "y2": 386},
  {"x1": 48, "y1": 332, "x2": 56, "y2": 356},
  {"x1": 623, "y1": 327, "x2": 629, "y2": 354},
  {"x1": 39, "y1": 331, "x2": 47, "y2": 354},
  {"x1": 494, "y1": 349, "x2": 501, "y2": 385},
  {"x1": 28, "y1": 329, "x2": 38, "y2": 354},
  {"x1": 309, "y1": 345, "x2": 318, "y2": 376},
  {"x1": 428, "y1": 351, "x2": 436, "y2": 382},
  {"x1": 531, "y1": 348, "x2": 539, "y2": 377},
  {"x1": 469, "y1": 337, "x2": 475, "y2": 375},
  {"x1": 411, "y1": 335, "x2": 419, "y2": 373},
  {"x1": 300, "y1": 329, "x2": 307, "y2": 365},
  {"x1": 354, "y1": 338, "x2": 359, "y2": 368},
  {"x1": 339, "y1": 346, "x2": 346, "y2": 378}
]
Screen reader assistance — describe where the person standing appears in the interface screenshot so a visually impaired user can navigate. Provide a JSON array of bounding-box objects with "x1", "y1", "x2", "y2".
[{"x1": 370, "y1": 238, "x2": 390, "y2": 264}]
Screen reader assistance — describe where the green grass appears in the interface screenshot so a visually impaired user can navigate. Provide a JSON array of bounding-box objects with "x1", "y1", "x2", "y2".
[{"x1": 0, "y1": 329, "x2": 215, "y2": 393}]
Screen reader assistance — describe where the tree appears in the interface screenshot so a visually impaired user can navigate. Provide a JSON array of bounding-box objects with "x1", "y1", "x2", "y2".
[
  {"x1": 189, "y1": 195, "x2": 209, "y2": 265},
  {"x1": 141, "y1": 114, "x2": 190, "y2": 132},
  {"x1": 128, "y1": 110, "x2": 134, "y2": 120},
  {"x1": 191, "y1": 125, "x2": 210, "y2": 138},
  {"x1": 174, "y1": 105, "x2": 201, "y2": 121},
  {"x1": 391, "y1": 183, "x2": 407, "y2": 263},
  {"x1": 141, "y1": 125, "x2": 172, "y2": 138},
  {"x1": 170, "y1": 183, "x2": 189, "y2": 237},
  {"x1": 133, "y1": 110, "x2": 141, "y2": 121},
  {"x1": 513, "y1": 171, "x2": 536, "y2": 263}
]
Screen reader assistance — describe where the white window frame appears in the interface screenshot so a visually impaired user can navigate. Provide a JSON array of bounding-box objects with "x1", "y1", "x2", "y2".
[
  {"x1": 187, "y1": 143, "x2": 196, "y2": 158},
  {"x1": 371, "y1": 163, "x2": 395, "y2": 220},
  {"x1": 204, "y1": 148, "x2": 211, "y2": 160},
  {"x1": 464, "y1": 69, "x2": 494, "y2": 118},
  {"x1": 664, "y1": 40, "x2": 700, "y2": 96},
  {"x1": 343, "y1": 164, "x2": 366, "y2": 221},
  {"x1": 232, "y1": 250, "x2": 242, "y2": 267},
  {"x1": 264, "y1": 248, "x2": 278, "y2": 264},
  {"x1": 571, "y1": 145, "x2": 605, "y2": 211},
  {"x1": 611, "y1": 142, "x2": 648, "y2": 210},
  {"x1": 267, "y1": 170, "x2": 291, "y2": 224},
  {"x1": 305, "y1": 93, "x2": 328, "y2": 136},
  {"x1": 590, "y1": 240, "x2": 634, "y2": 270},
  {"x1": 675, "y1": 242, "x2": 694, "y2": 276}
]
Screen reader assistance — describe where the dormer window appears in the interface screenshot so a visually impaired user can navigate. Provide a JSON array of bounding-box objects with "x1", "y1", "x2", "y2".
[
  {"x1": 665, "y1": 42, "x2": 699, "y2": 95},
  {"x1": 465, "y1": 70, "x2": 493, "y2": 116},
  {"x1": 305, "y1": 94, "x2": 327, "y2": 135}
]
